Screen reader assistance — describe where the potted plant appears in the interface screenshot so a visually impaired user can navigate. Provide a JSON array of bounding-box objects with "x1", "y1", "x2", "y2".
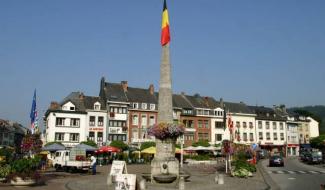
[
  {"x1": 8, "y1": 156, "x2": 41, "y2": 186},
  {"x1": 147, "y1": 122, "x2": 185, "y2": 140}
]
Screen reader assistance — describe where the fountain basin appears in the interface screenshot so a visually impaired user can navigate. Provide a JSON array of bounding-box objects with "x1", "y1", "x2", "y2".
[
  {"x1": 153, "y1": 174, "x2": 177, "y2": 183},
  {"x1": 141, "y1": 173, "x2": 151, "y2": 181}
]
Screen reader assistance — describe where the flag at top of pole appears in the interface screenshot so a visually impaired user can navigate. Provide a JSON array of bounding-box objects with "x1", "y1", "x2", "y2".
[
  {"x1": 30, "y1": 89, "x2": 38, "y2": 134},
  {"x1": 161, "y1": 0, "x2": 170, "y2": 46}
]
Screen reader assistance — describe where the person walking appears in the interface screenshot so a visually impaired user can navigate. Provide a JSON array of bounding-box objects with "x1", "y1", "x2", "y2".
[{"x1": 90, "y1": 155, "x2": 97, "y2": 175}]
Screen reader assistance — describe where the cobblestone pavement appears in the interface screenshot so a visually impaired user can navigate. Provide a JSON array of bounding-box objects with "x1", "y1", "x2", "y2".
[{"x1": 0, "y1": 163, "x2": 268, "y2": 190}]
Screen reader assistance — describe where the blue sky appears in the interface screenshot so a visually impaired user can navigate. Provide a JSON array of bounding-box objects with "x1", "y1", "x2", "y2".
[{"x1": 1, "y1": 0, "x2": 325, "y2": 128}]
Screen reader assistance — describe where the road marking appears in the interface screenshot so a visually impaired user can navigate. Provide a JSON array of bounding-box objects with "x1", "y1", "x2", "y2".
[
  {"x1": 268, "y1": 171, "x2": 272, "y2": 174},
  {"x1": 276, "y1": 171, "x2": 284, "y2": 174},
  {"x1": 287, "y1": 170, "x2": 295, "y2": 174},
  {"x1": 319, "y1": 171, "x2": 325, "y2": 174},
  {"x1": 308, "y1": 171, "x2": 319, "y2": 174},
  {"x1": 288, "y1": 177, "x2": 296, "y2": 180},
  {"x1": 297, "y1": 171, "x2": 306, "y2": 174}
]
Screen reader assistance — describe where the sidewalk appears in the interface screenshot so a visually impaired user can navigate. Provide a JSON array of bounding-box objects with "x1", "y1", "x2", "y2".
[{"x1": 66, "y1": 163, "x2": 268, "y2": 190}]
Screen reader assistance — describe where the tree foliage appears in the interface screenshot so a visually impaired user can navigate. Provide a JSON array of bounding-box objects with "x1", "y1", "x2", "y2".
[
  {"x1": 140, "y1": 142, "x2": 156, "y2": 150},
  {"x1": 80, "y1": 140, "x2": 97, "y2": 147},
  {"x1": 310, "y1": 135, "x2": 325, "y2": 149},
  {"x1": 192, "y1": 140, "x2": 210, "y2": 147},
  {"x1": 110, "y1": 140, "x2": 128, "y2": 150},
  {"x1": 44, "y1": 141, "x2": 64, "y2": 147}
]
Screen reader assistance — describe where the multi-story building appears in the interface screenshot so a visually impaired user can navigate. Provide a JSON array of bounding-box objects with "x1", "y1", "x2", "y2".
[
  {"x1": 250, "y1": 106, "x2": 287, "y2": 155},
  {"x1": 226, "y1": 103, "x2": 256, "y2": 145},
  {"x1": 0, "y1": 119, "x2": 25, "y2": 148},
  {"x1": 44, "y1": 92, "x2": 107, "y2": 147}
]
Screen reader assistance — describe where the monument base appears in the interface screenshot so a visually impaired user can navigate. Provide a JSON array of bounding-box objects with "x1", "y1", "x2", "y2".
[{"x1": 151, "y1": 157, "x2": 179, "y2": 183}]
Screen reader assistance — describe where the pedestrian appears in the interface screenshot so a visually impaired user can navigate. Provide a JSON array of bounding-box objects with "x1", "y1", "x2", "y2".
[{"x1": 90, "y1": 155, "x2": 97, "y2": 175}]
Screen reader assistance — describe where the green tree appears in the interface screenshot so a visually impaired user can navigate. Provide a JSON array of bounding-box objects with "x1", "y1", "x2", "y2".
[
  {"x1": 80, "y1": 140, "x2": 97, "y2": 147},
  {"x1": 310, "y1": 135, "x2": 325, "y2": 149},
  {"x1": 140, "y1": 142, "x2": 156, "y2": 150},
  {"x1": 110, "y1": 140, "x2": 128, "y2": 151},
  {"x1": 192, "y1": 140, "x2": 210, "y2": 147}
]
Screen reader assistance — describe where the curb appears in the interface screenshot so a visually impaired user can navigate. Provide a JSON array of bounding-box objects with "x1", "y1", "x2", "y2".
[{"x1": 257, "y1": 160, "x2": 281, "y2": 190}]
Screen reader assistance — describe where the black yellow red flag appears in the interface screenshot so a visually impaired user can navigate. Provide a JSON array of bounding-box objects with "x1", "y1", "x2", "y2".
[{"x1": 161, "y1": 0, "x2": 170, "y2": 46}]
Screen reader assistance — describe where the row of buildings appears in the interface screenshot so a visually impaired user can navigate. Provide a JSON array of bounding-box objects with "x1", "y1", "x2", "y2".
[
  {"x1": 44, "y1": 77, "x2": 320, "y2": 156},
  {"x1": 0, "y1": 119, "x2": 26, "y2": 148}
]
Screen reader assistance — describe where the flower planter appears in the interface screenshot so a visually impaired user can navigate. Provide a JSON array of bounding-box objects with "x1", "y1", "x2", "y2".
[{"x1": 10, "y1": 176, "x2": 36, "y2": 186}]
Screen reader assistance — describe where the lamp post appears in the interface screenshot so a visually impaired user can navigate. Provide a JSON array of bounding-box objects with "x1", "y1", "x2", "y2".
[{"x1": 180, "y1": 134, "x2": 184, "y2": 168}]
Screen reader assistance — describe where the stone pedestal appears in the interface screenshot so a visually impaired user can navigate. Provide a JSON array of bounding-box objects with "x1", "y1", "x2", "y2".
[{"x1": 151, "y1": 139, "x2": 179, "y2": 183}]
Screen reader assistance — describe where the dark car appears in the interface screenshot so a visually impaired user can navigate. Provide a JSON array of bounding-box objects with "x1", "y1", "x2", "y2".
[{"x1": 269, "y1": 155, "x2": 284, "y2": 167}]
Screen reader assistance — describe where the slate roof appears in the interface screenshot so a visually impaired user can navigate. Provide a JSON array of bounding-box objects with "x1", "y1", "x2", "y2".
[
  {"x1": 182, "y1": 94, "x2": 220, "y2": 109},
  {"x1": 249, "y1": 106, "x2": 286, "y2": 121},
  {"x1": 172, "y1": 94, "x2": 192, "y2": 109},
  {"x1": 0, "y1": 119, "x2": 26, "y2": 134},
  {"x1": 224, "y1": 102, "x2": 255, "y2": 114},
  {"x1": 102, "y1": 82, "x2": 158, "y2": 104}
]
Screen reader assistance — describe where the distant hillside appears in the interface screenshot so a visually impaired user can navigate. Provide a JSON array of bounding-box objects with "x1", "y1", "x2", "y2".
[{"x1": 289, "y1": 105, "x2": 325, "y2": 135}]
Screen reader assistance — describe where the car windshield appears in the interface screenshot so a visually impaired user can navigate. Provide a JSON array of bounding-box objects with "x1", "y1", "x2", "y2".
[{"x1": 271, "y1": 156, "x2": 281, "y2": 159}]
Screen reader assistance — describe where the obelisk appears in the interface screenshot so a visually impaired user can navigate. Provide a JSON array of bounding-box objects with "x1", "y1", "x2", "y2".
[{"x1": 151, "y1": 0, "x2": 179, "y2": 183}]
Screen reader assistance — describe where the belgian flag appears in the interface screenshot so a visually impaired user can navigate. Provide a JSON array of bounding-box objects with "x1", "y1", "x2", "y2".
[{"x1": 161, "y1": 0, "x2": 170, "y2": 46}]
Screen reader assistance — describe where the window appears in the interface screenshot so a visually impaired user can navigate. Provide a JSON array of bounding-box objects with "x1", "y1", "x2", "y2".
[
  {"x1": 236, "y1": 121, "x2": 240, "y2": 128},
  {"x1": 109, "y1": 120, "x2": 126, "y2": 127},
  {"x1": 280, "y1": 133, "x2": 284, "y2": 140},
  {"x1": 204, "y1": 110, "x2": 209, "y2": 115},
  {"x1": 215, "y1": 122, "x2": 224, "y2": 129},
  {"x1": 204, "y1": 120, "x2": 209, "y2": 128},
  {"x1": 132, "y1": 115, "x2": 138, "y2": 125},
  {"x1": 70, "y1": 118, "x2": 80, "y2": 127},
  {"x1": 249, "y1": 133, "x2": 254, "y2": 141},
  {"x1": 133, "y1": 103, "x2": 139, "y2": 109},
  {"x1": 69, "y1": 133, "x2": 79, "y2": 142},
  {"x1": 56, "y1": 118, "x2": 65, "y2": 126},
  {"x1": 183, "y1": 120, "x2": 194, "y2": 128},
  {"x1": 185, "y1": 134, "x2": 194, "y2": 141},
  {"x1": 141, "y1": 115, "x2": 147, "y2": 126},
  {"x1": 243, "y1": 133, "x2": 247, "y2": 141},
  {"x1": 149, "y1": 116, "x2": 155, "y2": 126},
  {"x1": 198, "y1": 132, "x2": 209, "y2": 141},
  {"x1": 258, "y1": 121, "x2": 262, "y2": 129},
  {"x1": 94, "y1": 103, "x2": 101, "y2": 110},
  {"x1": 70, "y1": 107, "x2": 75, "y2": 111},
  {"x1": 141, "y1": 103, "x2": 147, "y2": 110},
  {"x1": 266, "y1": 132, "x2": 270, "y2": 140},
  {"x1": 272, "y1": 122, "x2": 277, "y2": 130},
  {"x1": 89, "y1": 132, "x2": 95, "y2": 141},
  {"x1": 280, "y1": 123, "x2": 284, "y2": 130},
  {"x1": 215, "y1": 134, "x2": 222, "y2": 141},
  {"x1": 273, "y1": 132, "x2": 278, "y2": 140},
  {"x1": 97, "y1": 132, "x2": 103, "y2": 142},
  {"x1": 89, "y1": 116, "x2": 95, "y2": 126},
  {"x1": 265, "y1": 122, "x2": 270, "y2": 129},
  {"x1": 198, "y1": 120, "x2": 203, "y2": 128},
  {"x1": 183, "y1": 109, "x2": 193, "y2": 115},
  {"x1": 249, "y1": 122, "x2": 253, "y2": 128},
  {"x1": 150, "y1": 104, "x2": 155, "y2": 110},
  {"x1": 98, "y1": 116, "x2": 104, "y2": 126},
  {"x1": 243, "y1": 122, "x2": 247, "y2": 128},
  {"x1": 55, "y1": 133, "x2": 64, "y2": 141},
  {"x1": 287, "y1": 136, "x2": 290, "y2": 141},
  {"x1": 197, "y1": 109, "x2": 203, "y2": 115}
]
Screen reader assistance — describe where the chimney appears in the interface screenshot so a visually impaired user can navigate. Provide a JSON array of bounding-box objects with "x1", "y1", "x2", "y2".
[
  {"x1": 220, "y1": 98, "x2": 224, "y2": 108},
  {"x1": 121, "y1": 81, "x2": 128, "y2": 92},
  {"x1": 50, "y1": 101, "x2": 60, "y2": 110},
  {"x1": 149, "y1": 84, "x2": 154, "y2": 95}
]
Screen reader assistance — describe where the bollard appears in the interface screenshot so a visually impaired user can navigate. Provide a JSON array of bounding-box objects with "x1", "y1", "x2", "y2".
[
  {"x1": 179, "y1": 177, "x2": 185, "y2": 190},
  {"x1": 139, "y1": 179, "x2": 146, "y2": 190},
  {"x1": 217, "y1": 174, "x2": 224, "y2": 185}
]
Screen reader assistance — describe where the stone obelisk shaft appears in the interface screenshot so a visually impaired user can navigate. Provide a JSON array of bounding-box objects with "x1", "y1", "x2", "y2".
[{"x1": 157, "y1": 44, "x2": 173, "y2": 124}]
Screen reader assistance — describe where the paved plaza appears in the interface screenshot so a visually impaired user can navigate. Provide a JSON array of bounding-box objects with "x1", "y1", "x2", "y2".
[{"x1": 0, "y1": 162, "x2": 269, "y2": 190}]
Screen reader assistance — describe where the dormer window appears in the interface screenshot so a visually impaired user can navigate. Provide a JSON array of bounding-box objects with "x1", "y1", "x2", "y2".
[
  {"x1": 141, "y1": 103, "x2": 147, "y2": 110},
  {"x1": 150, "y1": 104, "x2": 155, "y2": 110},
  {"x1": 133, "y1": 103, "x2": 139, "y2": 109},
  {"x1": 70, "y1": 107, "x2": 75, "y2": 111},
  {"x1": 94, "y1": 102, "x2": 101, "y2": 110},
  {"x1": 62, "y1": 101, "x2": 75, "y2": 111}
]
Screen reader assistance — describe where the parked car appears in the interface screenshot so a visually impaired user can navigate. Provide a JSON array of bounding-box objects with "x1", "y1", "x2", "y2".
[
  {"x1": 307, "y1": 151, "x2": 323, "y2": 164},
  {"x1": 269, "y1": 155, "x2": 284, "y2": 167}
]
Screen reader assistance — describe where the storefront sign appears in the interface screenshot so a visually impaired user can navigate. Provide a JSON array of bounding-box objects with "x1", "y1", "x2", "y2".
[
  {"x1": 114, "y1": 174, "x2": 136, "y2": 190},
  {"x1": 89, "y1": 127, "x2": 103, "y2": 131}
]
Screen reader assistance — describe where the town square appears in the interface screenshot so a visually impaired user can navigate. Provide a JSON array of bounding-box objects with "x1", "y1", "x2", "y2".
[{"x1": 1, "y1": 0, "x2": 325, "y2": 190}]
